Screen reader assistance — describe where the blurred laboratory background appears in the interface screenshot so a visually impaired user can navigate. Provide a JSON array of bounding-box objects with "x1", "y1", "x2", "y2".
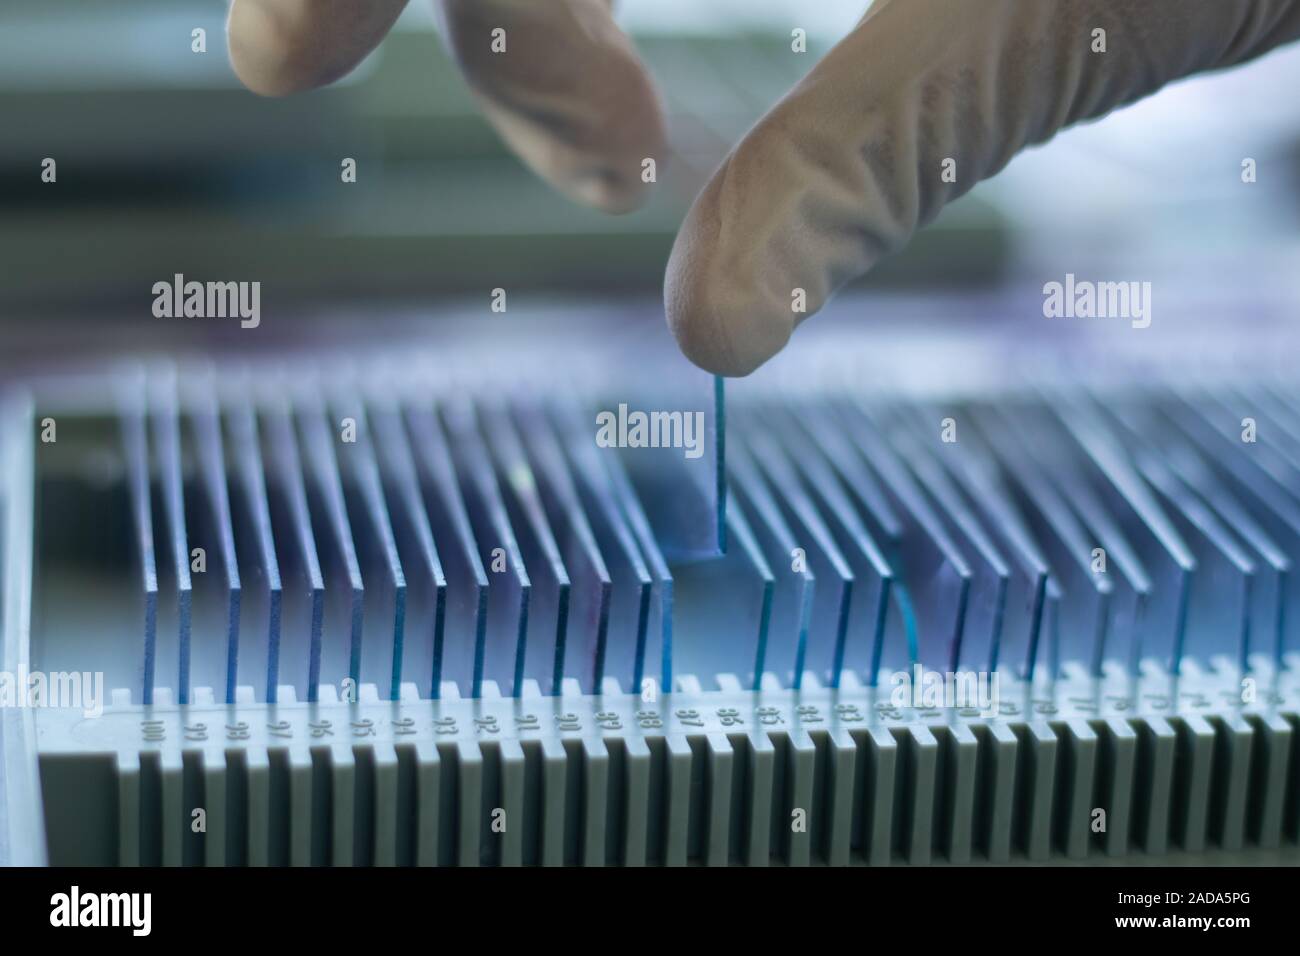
[{"x1": 1, "y1": 0, "x2": 1299, "y2": 336}]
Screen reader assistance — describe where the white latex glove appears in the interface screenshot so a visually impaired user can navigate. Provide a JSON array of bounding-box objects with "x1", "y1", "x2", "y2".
[
  {"x1": 228, "y1": 1, "x2": 1300, "y2": 375},
  {"x1": 227, "y1": 0, "x2": 666, "y2": 213}
]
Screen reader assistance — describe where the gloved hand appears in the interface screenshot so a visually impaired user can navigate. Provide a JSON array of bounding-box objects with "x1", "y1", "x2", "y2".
[
  {"x1": 228, "y1": 0, "x2": 1300, "y2": 376},
  {"x1": 227, "y1": 0, "x2": 667, "y2": 213}
]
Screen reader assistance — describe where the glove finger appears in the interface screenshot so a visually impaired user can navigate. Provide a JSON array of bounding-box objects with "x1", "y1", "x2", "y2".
[
  {"x1": 665, "y1": 0, "x2": 1300, "y2": 376},
  {"x1": 227, "y1": 0, "x2": 410, "y2": 96},
  {"x1": 437, "y1": 0, "x2": 667, "y2": 213}
]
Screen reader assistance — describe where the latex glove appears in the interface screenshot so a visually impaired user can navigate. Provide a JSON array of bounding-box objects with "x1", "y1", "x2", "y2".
[
  {"x1": 228, "y1": 1, "x2": 1300, "y2": 374},
  {"x1": 226, "y1": 0, "x2": 666, "y2": 213},
  {"x1": 667, "y1": 0, "x2": 1300, "y2": 374}
]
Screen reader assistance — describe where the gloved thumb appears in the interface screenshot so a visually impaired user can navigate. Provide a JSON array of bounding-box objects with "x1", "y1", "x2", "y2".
[{"x1": 665, "y1": 0, "x2": 1300, "y2": 376}]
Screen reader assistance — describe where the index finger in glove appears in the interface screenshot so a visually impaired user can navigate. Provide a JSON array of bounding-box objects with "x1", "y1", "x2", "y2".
[{"x1": 437, "y1": 0, "x2": 667, "y2": 213}]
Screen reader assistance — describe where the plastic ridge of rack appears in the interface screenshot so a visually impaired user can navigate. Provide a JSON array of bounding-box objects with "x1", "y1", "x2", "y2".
[{"x1": 32, "y1": 657, "x2": 1300, "y2": 866}]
